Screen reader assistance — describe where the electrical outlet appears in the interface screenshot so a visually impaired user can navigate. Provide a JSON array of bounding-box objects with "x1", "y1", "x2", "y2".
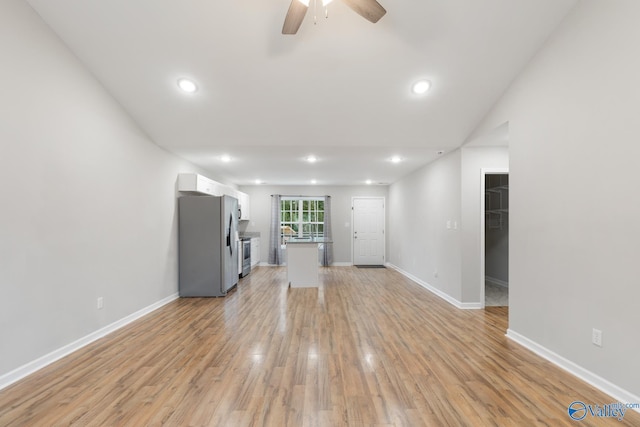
[
  {"x1": 592, "y1": 328, "x2": 602, "y2": 347},
  {"x1": 97, "y1": 297, "x2": 104, "y2": 310}
]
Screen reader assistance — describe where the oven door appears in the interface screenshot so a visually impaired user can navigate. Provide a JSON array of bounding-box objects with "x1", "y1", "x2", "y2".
[{"x1": 240, "y1": 239, "x2": 251, "y2": 277}]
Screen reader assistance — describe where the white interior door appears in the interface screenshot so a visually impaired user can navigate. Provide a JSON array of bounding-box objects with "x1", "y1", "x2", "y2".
[{"x1": 352, "y1": 197, "x2": 385, "y2": 265}]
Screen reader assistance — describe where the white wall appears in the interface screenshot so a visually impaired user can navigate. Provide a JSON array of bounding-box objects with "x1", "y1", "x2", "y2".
[
  {"x1": 388, "y1": 145, "x2": 508, "y2": 306},
  {"x1": 471, "y1": 0, "x2": 640, "y2": 396},
  {"x1": 388, "y1": 150, "x2": 462, "y2": 302},
  {"x1": 238, "y1": 185, "x2": 389, "y2": 264},
  {"x1": 0, "y1": 0, "x2": 216, "y2": 379},
  {"x1": 460, "y1": 147, "x2": 509, "y2": 302}
]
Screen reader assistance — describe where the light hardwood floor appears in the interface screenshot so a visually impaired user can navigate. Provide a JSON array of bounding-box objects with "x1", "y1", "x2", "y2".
[{"x1": 1, "y1": 266, "x2": 637, "y2": 426}]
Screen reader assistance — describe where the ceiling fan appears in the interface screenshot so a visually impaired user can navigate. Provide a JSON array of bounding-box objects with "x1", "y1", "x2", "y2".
[{"x1": 282, "y1": 0, "x2": 386, "y2": 35}]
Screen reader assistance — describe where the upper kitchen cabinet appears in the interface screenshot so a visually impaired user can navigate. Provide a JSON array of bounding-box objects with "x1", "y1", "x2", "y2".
[
  {"x1": 237, "y1": 191, "x2": 250, "y2": 221},
  {"x1": 178, "y1": 173, "x2": 225, "y2": 196},
  {"x1": 177, "y1": 173, "x2": 251, "y2": 220}
]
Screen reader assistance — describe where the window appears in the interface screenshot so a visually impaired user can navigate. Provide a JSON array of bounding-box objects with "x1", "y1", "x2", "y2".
[{"x1": 280, "y1": 197, "x2": 324, "y2": 244}]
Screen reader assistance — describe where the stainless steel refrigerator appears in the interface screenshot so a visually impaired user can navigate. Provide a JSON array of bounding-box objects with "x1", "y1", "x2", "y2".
[{"x1": 178, "y1": 195, "x2": 239, "y2": 297}]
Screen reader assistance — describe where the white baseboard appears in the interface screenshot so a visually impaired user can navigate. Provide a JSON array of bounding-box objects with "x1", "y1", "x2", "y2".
[
  {"x1": 0, "y1": 292, "x2": 179, "y2": 391},
  {"x1": 506, "y1": 329, "x2": 640, "y2": 413},
  {"x1": 485, "y1": 276, "x2": 509, "y2": 288},
  {"x1": 258, "y1": 262, "x2": 278, "y2": 267},
  {"x1": 258, "y1": 262, "x2": 352, "y2": 267},
  {"x1": 386, "y1": 263, "x2": 482, "y2": 310},
  {"x1": 458, "y1": 301, "x2": 483, "y2": 309}
]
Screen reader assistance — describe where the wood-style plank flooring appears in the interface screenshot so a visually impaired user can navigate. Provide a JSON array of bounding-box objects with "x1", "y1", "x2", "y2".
[{"x1": 1, "y1": 266, "x2": 637, "y2": 426}]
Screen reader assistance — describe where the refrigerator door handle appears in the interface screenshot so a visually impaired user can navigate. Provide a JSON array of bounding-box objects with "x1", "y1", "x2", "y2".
[{"x1": 227, "y1": 213, "x2": 233, "y2": 255}]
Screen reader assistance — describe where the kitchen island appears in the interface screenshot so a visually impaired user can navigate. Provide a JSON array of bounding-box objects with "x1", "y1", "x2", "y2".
[{"x1": 286, "y1": 238, "x2": 332, "y2": 288}]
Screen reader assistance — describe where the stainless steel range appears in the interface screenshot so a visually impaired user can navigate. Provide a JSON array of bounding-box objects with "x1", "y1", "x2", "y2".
[{"x1": 239, "y1": 237, "x2": 251, "y2": 278}]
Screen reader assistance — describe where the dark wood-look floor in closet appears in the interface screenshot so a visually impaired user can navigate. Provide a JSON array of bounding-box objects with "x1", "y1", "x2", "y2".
[{"x1": 1, "y1": 266, "x2": 637, "y2": 426}]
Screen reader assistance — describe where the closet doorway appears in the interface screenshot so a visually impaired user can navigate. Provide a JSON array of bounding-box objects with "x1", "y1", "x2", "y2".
[{"x1": 481, "y1": 170, "x2": 509, "y2": 307}]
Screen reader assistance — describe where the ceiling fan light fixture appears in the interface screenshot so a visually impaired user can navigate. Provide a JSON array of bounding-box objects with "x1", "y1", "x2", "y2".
[
  {"x1": 177, "y1": 78, "x2": 198, "y2": 93},
  {"x1": 412, "y1": 79, "x2": 431, "y2": 95},
  {"x1": 284, "y1": 0, "x2": 385, "y2": 34}
]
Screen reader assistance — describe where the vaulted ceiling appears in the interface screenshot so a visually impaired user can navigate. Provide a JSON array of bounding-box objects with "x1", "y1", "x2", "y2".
[{"x1": 27, "y1": 0, "x2": 577, "y2": 185}]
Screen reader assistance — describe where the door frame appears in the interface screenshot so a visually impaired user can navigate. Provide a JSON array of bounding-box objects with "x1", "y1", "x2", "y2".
[
  {"x1": 480, "y1": 168, "x2": 509, "y2": 308},
  {"x1": 351, "y1": 196, "x2": 386, "y2": 266}
]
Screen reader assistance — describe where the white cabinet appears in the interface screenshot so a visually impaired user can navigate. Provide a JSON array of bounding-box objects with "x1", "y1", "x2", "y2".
[
  {"x1": 287, "y1": 242, "x2": 319, "y2": 287},
  {"x1": 237, "y1": 191, "x2": 250, "y2": 221},
  {"x1": 178, "y1": 173, "x2": 225, "y2": 196},
  {"x1": 178, "y1": 174, "x2": 250, "y2": 221},
  {"x1": 250, "y1": 238, "x2": 260, "y2": 267},
  {"x1": 224, "y1": 188, "x2": 250, "y2": 221}
]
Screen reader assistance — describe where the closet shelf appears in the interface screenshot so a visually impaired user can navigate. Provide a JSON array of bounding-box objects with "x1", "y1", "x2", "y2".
[
  {"x1": 486, "y1": 185, "x2": 509, "y2": 193},
  {"x1": 485, "y1": 175, "x2": 509, "y2": 230}
]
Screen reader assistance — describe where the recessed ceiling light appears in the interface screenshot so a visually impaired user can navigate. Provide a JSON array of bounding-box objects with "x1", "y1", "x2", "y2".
[
  {"x1": 177, "y1": 78, "x2": 198, "y2": 93},
  {"x1": 412, "y1": 79, "x2": 431, "y2": 95},
  {"x1": 311, "y1": 179, "x2": 317, "y2": 184},
  {"x1": 390, "y1": 156, "x2": 402, "y2": 164},
  {"x1": 306, "y1": 155, "x2": 317, "y2": 163},
  {"x1": 366, "y1": 180, "x2": 373, "y2": 185},
  {"x1": 220, "y1": 155, "x2": 231, "y2": 162},
  {"x1": 255, "y1": 179, "x2": 263, "y2": 185}
]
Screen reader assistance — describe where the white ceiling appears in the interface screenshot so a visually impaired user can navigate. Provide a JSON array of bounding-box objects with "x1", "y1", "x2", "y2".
[{"x1": 26, "y1": 0, "x2": 577, "y2": 186}]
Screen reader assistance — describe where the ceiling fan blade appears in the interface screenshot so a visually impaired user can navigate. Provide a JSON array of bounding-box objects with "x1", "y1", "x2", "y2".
[
  {"x1": 342, "y1": 0, "x2": 386, "y2": 23},
  {"x1": 282, "y1": 0, "x2": 309, "y2": 34}
]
